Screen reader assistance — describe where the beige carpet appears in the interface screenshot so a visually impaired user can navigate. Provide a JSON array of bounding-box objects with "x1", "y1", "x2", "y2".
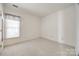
[{"x1": 0, "y1": 38, "x2": 75, "y2": 56}]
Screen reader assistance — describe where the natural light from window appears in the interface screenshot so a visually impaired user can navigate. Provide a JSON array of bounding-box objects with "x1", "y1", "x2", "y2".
[{"x1": 6, "y1": 19, "x2": 20, "y2": 38}]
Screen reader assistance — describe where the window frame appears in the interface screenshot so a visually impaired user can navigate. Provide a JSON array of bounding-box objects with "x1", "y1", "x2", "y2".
[{"x1": 5, "y1": 13, "x2": 21, "y2": 39}]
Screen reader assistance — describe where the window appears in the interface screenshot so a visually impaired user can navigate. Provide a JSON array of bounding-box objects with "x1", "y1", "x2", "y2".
[{"x1": 5, "y1": 14, "x2": 20, "y2": 38}]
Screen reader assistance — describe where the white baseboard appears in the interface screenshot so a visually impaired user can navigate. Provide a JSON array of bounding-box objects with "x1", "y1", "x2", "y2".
[
  {"x1": 3, "y1": 37, "x2": 40, "y2": 47},
  {"x1": 41, "y1": 37, "x2": 75, "y2": 48}
]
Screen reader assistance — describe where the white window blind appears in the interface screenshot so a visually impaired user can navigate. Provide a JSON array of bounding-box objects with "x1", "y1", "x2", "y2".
[{"x1": 5, "y1": 14, "x2": 20, "y2": 38}]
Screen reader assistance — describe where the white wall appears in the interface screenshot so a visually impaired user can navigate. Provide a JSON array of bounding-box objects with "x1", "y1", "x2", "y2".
[
  {"x1": 41, "y1": 12, "x2": 58, "y2": 41},
  {"x1": 63, "y1": 5, "x2": 75, "y2": 47},
  {"x1": 41, "y1": 5, "x2": 75, "y2": 47},
  {"x1": 75, "y1": 4, "x2": 79, "y2": 56},
  {"x1": 4, "y1": 5, "x2": 41, "y2": 45}
]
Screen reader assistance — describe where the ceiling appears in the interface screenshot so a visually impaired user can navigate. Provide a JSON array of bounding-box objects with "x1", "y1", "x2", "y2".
[{"x1": 5, "y1": 3, "x2": 74, "y2": 17}]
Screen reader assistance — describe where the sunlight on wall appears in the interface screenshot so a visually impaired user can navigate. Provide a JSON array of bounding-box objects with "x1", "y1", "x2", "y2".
[{"x1": 57, "y1": 11, "x2": 64, "y2": 43}]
